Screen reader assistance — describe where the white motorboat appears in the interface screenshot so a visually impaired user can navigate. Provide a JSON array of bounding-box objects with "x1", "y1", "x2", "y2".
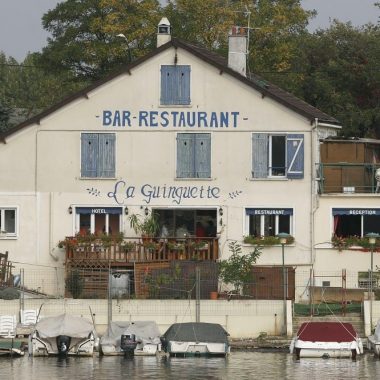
[
  {"x1": 100, "y1": 320, "x2": 162, "y2": 356},
  {"x1": 29, "y1": 313, "x2": 96, "y2": 356},
  {"x1": 160, "y1": 322, "x2": 230, "y2": 357},
  {"x1": 289, "y1": 321, "x2": 363, "y2": 359},
  {"x1": 367, "y1": 319, "x2": 380, "y2": 356}
]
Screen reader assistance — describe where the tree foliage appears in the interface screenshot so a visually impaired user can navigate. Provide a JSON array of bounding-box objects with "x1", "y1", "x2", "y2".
[
  {"x1": 39, "y1": 0, "x2": 162, "y2": 80},
  {"x1": 0, "y1": 51, "x2": 86, "y2": 132},
  {"x1": 290, "y1": 22, "x2": 380, "y2": 138},
  {"x1": 218, "y1": 241, "x2": 261, "y2": 295},
  {"x1": 1, "y1": 1, "x2": 380, "y2": 140}
]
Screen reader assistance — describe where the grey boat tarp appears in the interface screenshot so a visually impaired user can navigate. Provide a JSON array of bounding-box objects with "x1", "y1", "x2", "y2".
[
  {"x1": 162, "y1": 322, "x2": 229, "y2": 344},
  {"x1": 100, "y1": 321, "x2": 161, "y2": 351},
  {"x1": 35, "y1": 314, "x2": 95, "y2": 339}
]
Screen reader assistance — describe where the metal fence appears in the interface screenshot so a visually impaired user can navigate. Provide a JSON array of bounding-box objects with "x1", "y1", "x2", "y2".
[{"x1": 1, "y1": 263, "x2": 377, "y2": 307}]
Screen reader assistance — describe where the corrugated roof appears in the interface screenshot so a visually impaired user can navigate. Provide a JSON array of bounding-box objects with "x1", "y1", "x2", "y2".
[{"x1": 0, "y1": 38, "x2": 340, "y2": 142}]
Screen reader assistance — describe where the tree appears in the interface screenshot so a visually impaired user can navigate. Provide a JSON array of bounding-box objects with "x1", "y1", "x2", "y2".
[
  {"x1": 166, "y1": 0, "x2": 314, "y2": 72},
  {"x1": 292, "y1": 22, "x2": 380, "y2": 138},
  {"x1": 0, "y1": 51, "x2": 86, "y2": 127},
  {"x1": 39, "y1": 0, "x2": 162, "y2": 80},
  {"x1": 0, "y1": 102, "x2": 11, "y2": 133},
  {"x1": 218, "y1": 241, "x2": 261, "y2": 295}
]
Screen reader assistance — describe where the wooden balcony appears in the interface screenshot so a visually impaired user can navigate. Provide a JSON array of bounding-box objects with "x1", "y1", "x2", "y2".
[
  {"x1": 65, "y1": 236, "x2": 219, "y2": 268},
  {"x1": 317, "y1": 163, "x2": 380, "y2": 194}
]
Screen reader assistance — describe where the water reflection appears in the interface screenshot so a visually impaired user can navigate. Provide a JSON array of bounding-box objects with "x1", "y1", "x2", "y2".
[{"x1": 1, "y1": 351, "x2": 380, "y2": 379}]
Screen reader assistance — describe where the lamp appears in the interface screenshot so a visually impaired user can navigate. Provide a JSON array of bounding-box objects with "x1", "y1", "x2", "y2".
[
  {"x1": 68, "y1": 206, "x2": 73, "y2": 214},
  {"x1": 277, "y1": 232, "x2": 290, "y2": 335},
  {"x1": 144, "y1": 207, "x2": 149, "y2": 216},
  {"x1": 365, "y1": 232, "x2": 379, "y2": 332},
  {"x1": 124, "y1": 207, "x2": 129, "y2": 215}
]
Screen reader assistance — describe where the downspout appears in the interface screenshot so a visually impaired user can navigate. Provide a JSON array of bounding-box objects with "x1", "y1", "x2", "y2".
[{"x1": 310, "y1": 118, "x2": 320, "y2": 267}]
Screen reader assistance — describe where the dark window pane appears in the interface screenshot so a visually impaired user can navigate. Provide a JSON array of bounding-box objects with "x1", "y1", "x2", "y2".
[{"x1": 271, "y1": 135, "x2": 286, "y2": 176}]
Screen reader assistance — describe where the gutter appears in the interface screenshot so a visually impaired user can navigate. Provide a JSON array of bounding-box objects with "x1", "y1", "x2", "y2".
[{"x1": 310, "y1": 118, "x2": 320, "y2": 267}]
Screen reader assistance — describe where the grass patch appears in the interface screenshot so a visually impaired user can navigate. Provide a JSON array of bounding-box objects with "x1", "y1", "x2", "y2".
[{"x1": 294, "y1": 303, "x2": 362, "y2": 316}]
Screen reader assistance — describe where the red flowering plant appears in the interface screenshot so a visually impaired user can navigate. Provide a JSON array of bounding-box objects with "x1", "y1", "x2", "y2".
[{"x1": 331, "y1": 235, "x2": 380, "y2": 252}]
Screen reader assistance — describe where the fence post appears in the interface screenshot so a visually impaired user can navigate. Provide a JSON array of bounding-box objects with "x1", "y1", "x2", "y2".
[
  {"x1": 107, "y1": 265, "x2": 112, "y2": 329},
  {"x1": 195, "y1": 267, "x2": 200, "y2": 323}
]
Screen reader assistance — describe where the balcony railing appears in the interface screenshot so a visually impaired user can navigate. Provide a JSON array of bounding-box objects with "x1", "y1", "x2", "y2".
[
  {"x1": 317, "y1": 163, "x2": 380, "y2": 194},
  {"x1": 64, "y1": 236, "x2": 219, "y2": 265}
]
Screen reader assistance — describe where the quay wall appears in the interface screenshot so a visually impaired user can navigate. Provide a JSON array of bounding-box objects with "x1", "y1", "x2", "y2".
[{"x1": 0, "y1": 299, "x2": 288, "y2": 338}]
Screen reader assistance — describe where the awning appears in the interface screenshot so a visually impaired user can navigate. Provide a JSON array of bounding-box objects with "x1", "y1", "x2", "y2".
[
  {"x1": 332, "y1": 208, "x2": 380, "y2": 216},
  {"x1": 75, "y1": 207, "x2": 122, "y2": 215},
  {"x1": 246, "y1": 208, "x2": 293, "y2": 216}
]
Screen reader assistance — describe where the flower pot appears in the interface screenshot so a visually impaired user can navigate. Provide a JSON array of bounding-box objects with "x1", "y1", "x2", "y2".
[{"x1": 210, "y1": 291, "x2": 218, "y2": 300}]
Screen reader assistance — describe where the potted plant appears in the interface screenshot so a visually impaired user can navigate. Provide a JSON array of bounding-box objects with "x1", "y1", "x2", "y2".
[{"x1": 129, "y1": 212, "x2": 159, "y2": 239}]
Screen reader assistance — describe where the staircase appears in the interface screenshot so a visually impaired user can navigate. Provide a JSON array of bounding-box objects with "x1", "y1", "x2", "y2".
[{"x1": 293, "y1": 313, "x2": 365, "y2": 341}]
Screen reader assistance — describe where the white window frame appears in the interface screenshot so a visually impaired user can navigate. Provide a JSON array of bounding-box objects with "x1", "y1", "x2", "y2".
[
  {"x1": 74, "y1": 207, "x2": 122, "y2": 235},
  {"x1": 0, "y1": 207, "x2": 18, "y2": 239},
  {"x1": 245, "y1": 208, "x2": 293, "y2": 237}
]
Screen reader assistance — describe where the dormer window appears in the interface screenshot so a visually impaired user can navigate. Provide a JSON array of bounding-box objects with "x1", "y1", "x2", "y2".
[{"x1": 160, "y1": 65, "x2": 191, "y2": 105}]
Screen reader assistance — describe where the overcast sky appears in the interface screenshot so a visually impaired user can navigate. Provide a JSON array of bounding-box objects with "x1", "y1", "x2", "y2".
[{"x1": 0, "y1": 0, "x2": 379, "y2": 61}]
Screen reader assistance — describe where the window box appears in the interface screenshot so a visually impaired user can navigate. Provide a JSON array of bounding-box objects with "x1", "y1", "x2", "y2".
[
  {"x1": 331, "y1": 235, "x2": 380, "y2": 251},
  {"x1": 243, "y1": 235, "x2": 294, "y2": 246}
]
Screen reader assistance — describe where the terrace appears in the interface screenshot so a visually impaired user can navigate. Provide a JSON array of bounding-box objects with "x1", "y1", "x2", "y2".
[{"x1": 64, "y1": 236, "x2": 219, "y2": 268}]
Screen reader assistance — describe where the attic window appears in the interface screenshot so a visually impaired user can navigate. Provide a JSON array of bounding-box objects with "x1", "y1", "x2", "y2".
[{"x1": 160, "y1": 65, "x2": 191, "y2": 105}]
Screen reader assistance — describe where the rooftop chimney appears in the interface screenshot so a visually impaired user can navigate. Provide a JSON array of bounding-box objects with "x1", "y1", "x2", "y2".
[
  {"x1": 228, "y1": 26, "x2": 247, "y2": 77},
  {"x1": 157, "y1": 17, "x2": 171, "y2": 47}
]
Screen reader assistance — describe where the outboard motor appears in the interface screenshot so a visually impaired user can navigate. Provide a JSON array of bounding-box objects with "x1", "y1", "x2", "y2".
[
  {"x1": 56, "y1": 335, "x2": 71, "y2": 356},
  {"x1": 120, "y1": 334, "x2": 138, "y2": 356}
]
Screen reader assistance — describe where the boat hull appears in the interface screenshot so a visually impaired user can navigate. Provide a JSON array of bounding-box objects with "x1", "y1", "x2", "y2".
[
  {"x1": 367, "y1": 336, "x2": 380, "y2": 357},
  {"x1": 167, "y1": 341, "x2": 230, "y2": 357},
  {"x1": 29, "y1": 334, "x2": 95, "y2": 357},
  {"x1": 101, "y1": 342, "x2": 161, "y2": 356},
  {"x1": 290, "y1": 338, "x2": 362, "y2": 359}
]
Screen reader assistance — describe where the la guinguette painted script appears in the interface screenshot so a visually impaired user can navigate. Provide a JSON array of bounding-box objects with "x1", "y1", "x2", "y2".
[{"x1": 107, "y1": 180, "x2": 221, "y2": 205}]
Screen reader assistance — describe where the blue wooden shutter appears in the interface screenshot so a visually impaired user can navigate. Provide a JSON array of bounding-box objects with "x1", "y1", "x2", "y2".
[
  {"x1": 177, "y1": 133, "x2": 194, "y2": 178},
  {"x1": 161, "y1": 65, "x2": 190, "y2": 105},
  {"x1": 195, "y1": 134, "x2": 211, "y2": 178},
  {"x1": 81, "y1": 133, "x2": 98, "y2": 177},
  {"x1": 161, "y1": 65, "x2": 175, "y2": 105},
  {"x1": 177, "y1": 66, "x2": 191, "y2": 105},
  {"x1": 98, "y1": 134, "x2": 115, "y2": 178},
  {"x1": 252, "y1": 133, "x2": 268, "y2": 178},
  {"x1": 287, "y1": 134, "x2": 304, "y2": 179}
]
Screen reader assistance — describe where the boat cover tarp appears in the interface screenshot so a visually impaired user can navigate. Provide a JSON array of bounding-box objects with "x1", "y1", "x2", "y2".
[
  {"x1": 162, "y1": 322, "x2": 229, "y2": 344},
  {"x1": 35, "y1": 314, "x2": 94, "y2": 339},
  {"x1": 100, "y1": 321, "x2": 161, "y2": 349},
  {"x1": 297, "y1": 322, "x2": 357, "y2": 342}
]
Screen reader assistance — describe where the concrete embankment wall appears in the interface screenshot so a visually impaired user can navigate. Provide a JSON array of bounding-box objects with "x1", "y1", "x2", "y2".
[{"x1": 0, "y1": 299, "x2": 287, "y2": 338}]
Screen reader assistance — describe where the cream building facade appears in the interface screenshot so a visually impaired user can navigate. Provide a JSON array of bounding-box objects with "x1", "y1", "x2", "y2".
[{"x1": 0, "y1": 22, "x2": 343, "y2": 299}]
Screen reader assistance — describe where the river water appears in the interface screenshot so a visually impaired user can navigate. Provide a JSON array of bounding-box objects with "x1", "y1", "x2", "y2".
[{"x1": 1, "y1": 351, "x2": 380, "y2": 379}]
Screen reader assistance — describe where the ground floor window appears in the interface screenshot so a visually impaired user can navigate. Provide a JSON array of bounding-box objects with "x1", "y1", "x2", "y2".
[
  {"x1": 75, "y1": 207, "x2": 122, "y2": 235},
  {"x1": 246, "y1": 208, "x2": 293, "y2": 237},
  {"x1": 154, "y1": 208, "x2": 217, "y2": 238},
  {"x1": 0, "y1": 207, "x2": 17, "y2": 237},
  {"x1": 333, "y1": 208, "x2": 380, "y2": 237}
]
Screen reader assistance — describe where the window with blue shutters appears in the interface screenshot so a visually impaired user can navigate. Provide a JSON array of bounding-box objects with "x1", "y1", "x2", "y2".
[
  {"x1": 252, "y1": 133, "x2": 304, "y2": 179},
  {"x1": 177, "y1": 133, "x2": 211, "y2": 178},
  {"x1": 161, "y1": 65, "x2": 191, "y2": 105},
  {"x1": 81, "y1": 133, "x2": 115, "y2": 178}
]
